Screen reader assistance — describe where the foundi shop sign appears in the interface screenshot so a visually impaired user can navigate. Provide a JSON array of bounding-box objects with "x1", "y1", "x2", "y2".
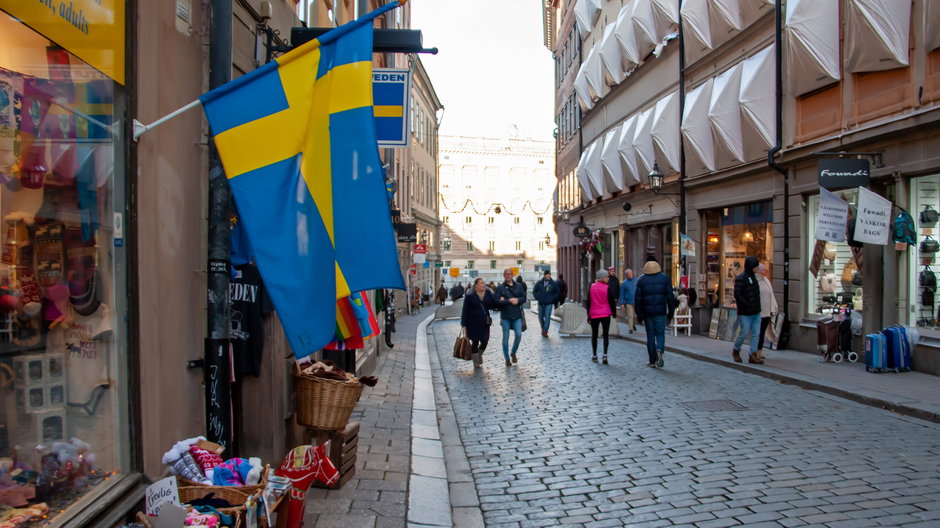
[{"x1": 818, "y1": 158, "x2": 871, "y2": 189}]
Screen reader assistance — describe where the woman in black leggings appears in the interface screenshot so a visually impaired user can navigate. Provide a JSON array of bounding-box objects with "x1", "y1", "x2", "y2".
[{"x1": 586, "y1": 269, "x2": 613, "y2": 364}]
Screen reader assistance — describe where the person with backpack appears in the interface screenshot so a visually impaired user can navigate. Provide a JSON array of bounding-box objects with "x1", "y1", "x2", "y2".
[
  {"x1": 733, "y1": 256, "x2": 764, "y2": 364},
  {"x1": 634, "y1": 259, "x2": 676, "y2": 368}
]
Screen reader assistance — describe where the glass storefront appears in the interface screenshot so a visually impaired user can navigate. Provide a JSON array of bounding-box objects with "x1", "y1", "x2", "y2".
[
  {"x1": 0, "y1": 11, "x2": 128, "y2": 524},
  {"x1": 910, "y1": 176, "x2": 940, "y2": 328},
  {"x1": 702, "y1": 202, "x2": 773, "y2": 308},
  {"x1": 806, "y1": 190, "x2": 861, "y2": 316}
]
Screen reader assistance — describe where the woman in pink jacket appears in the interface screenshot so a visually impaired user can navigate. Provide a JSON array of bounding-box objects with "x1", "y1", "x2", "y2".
[{"x1": 586, "y1": 269, "x2": 613, "y2": 364}]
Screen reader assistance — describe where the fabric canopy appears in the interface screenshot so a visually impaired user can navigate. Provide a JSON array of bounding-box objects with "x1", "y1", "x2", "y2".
[
  {"x1": 600, "y1": 126, "x2": 624, "y2": 194},
  {"x1": 785, "y1": 0, "x2": 840, "y2": 96},
  {"x1": 845, "y1": 0, "x2": 911, "y2": 73},
  {"x1": 632, "y1": 107, "x2": 656, "y2": 181},
  {"x1": 681, "y1": 0, "x2": 712, "y2": 50},
  {"x1": 739, "y1": 44, "x2": 775, "y2": 148},
  {"x1": 576, "y1": 144, "x2": 595, "y2": 201},
  {"x1": 574, "y1": 0, "x2": 602, "y2": 38},
  {"x1": 585, "y1": 139, "x2": 605, "y2": 198},
  {"x1": 631, "y1": 0, "x2": 660, "y2": 59},
  {"x1": 927, "y1": 0, "x2": 940, "y2": 52},
  {"x1": 708, "y1": 62, "x2": 745, "y2": 162},
  {"x1": 681, "y1": 78, "x2": 716, "y2": 171},
  {"x1": 574, "y1": 65, "x2": 595, "y2": 112},
  {"x1": 617, "y1": 114, "x2": 641, "y2": 187},
  {"x1": 584, "y1": 46, "x2": 610, "y2": 101},
  {"x1": 712, "y1": 0, "x2": 743, "y2": 31},
  {"x1": 651, "y1": 0, "x2": 680, "y2": 32},
  {"x1": 651, "y1": 90, "x2": 681, "y2": 174},
  {"x1": 599, "y1": 23, "x2": 626, "y2": 86},
  {"x1": 615, "y1": 3, "x2": 643, "y2": 68}
]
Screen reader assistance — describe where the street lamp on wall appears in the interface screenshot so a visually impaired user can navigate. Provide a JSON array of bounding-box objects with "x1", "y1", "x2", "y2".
[{"x1": 648, "y1": 162, "x2": 680, "y2": 207}]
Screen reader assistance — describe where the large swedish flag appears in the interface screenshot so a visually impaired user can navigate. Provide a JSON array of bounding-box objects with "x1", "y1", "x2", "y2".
[{"x1": 199, "y1": 2, "x2": 405, "y2": 359}]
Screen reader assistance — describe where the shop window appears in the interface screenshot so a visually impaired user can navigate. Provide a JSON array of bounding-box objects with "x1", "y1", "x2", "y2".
[
  {"x1": 719, "y1": 203, "x2": 774, "y2": 307},
  {"x1": 795, "y1": 83, "x2": 843, "y2": 144},
  {"x1": 910, "y1": 176, "x2": 940, "y2": 328},
  {"x1": 0, "y1": 14, "x2": 127, "y2": 521},
  {"x1": 806, "y1": 191, "x2": 860, "y2": 316},
  {"x1": 850, "y1": 67, "x2": 914, "y2": 126}
]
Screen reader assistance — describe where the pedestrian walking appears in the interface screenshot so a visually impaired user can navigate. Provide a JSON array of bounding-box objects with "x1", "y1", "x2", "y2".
[
  {"x1": 606, "y1": 266, "x2": 620, "y2": 316},
  {"x1": 533, "y1": 270, "x2": 559, "y2": 337},
  {"x1": 515, "y1": 275, "x2": 528, "y2": 294},
  {"x1": 755, "y1": 262, "x2": 778, "y2": 362},
  {"x1": 555, "y1": 273, "x2": 568, "y2": 308},
  {"x1": 435, "y1": 284, "x2": 448, "y2": 306},
  {"x1": 732, "y1": 256, "x2": 764, "y2": 364},
  {"x1": 635, "y1": 259, "x2": 676, "y2": 368},
  {"x1": 461, "y1": 278, "x2": 495, "y2": 368},
  {"x1": 495, "y1": 268, "x2": 527, "y2": 367},
  {"x1": 450, "y1": 282, "x2": 465, "y2": 302},
  {"x1": 619, "y1": 268, "x2": 638, "y2": 333},
  {"x1": 585, "y1": 269, "x2": 613, "y2": 364}
]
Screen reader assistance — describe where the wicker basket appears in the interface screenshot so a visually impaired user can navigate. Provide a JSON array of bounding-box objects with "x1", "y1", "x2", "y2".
[
  {"x1": 176, "y1": 464, "x2": 270, "y2": 497},
  {"x1": 294, "y1": 373, "x2": 363, "y2": 431},
  {"x1": 136, "y1": 510, "x2": 242, "y2": 528}
]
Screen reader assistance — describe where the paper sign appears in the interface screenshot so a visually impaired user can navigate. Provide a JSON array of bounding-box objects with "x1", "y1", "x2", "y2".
[
  {"x1": 854, "y1": 187, "x2": 892, "y2": 245},
  {"x1": 680, "y1": 233, "x2": 696, "y2": 257},
  {"x1": 152, "y1": 505, "x2": 188, "y2": 528},
  {"x1": 815, "y1": 188, "x2": 849, "y2": 242},
  {"x1": 145, "y1": 476, "x2": 181, "y2": 515}
]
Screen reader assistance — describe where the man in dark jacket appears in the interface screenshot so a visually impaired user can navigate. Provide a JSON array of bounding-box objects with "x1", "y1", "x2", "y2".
[
  {"x1": 450, "y1": 282, "x2": 465, "y2": 301},
  {"x1": 495, "y1": 269, "x2": 527, "y2": 367},
  {"x1": 555, "y1": 274, "x2": 568, "y2": 308},
  {"x1": 533, "y1": 271, "x2": 559, "y2": 337},
  {"x1": 635, "y1": 259, "x2": 675, "y2": 368},
  {"x1": 733, "y1": 256, "x2": 763, "y2": 364},
  {"x1": 606, "y1": 266, "x2": 620, "y2": 317}
]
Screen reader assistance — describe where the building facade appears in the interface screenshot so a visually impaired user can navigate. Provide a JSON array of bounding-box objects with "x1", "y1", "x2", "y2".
[
  {"x1": 438, "y1": 135, "x2": 557, "y2": 287},
  {"x1": 548, "y1": 0, "x2": 940, "y2": 376}
]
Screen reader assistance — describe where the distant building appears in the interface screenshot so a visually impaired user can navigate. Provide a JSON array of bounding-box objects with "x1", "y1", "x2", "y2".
[{"x1": 438, "y1": 136, "x2": 557, "y2": 287}]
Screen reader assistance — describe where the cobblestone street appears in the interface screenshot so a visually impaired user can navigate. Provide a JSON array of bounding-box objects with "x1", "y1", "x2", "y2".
[{"x1": 429, "y1": 313, "x2": 940, "y2": 528}]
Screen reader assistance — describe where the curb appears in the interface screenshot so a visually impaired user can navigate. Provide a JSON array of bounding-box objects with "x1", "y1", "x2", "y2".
[{"x1": 617, "y1": 333, "x2": 940, "y2": 424}]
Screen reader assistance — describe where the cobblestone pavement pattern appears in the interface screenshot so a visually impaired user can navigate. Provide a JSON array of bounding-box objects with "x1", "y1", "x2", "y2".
[
  {"x1": 431, "y1": 313, "x2": 940, "y2": 528},
  {"x1": 304, "y1": 312, "x2": 422, "y2": 528}
]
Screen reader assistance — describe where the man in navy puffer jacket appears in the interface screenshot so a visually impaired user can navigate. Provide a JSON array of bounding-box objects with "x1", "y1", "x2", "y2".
[{"x1": 635, "y1": 259, "x2": 675, "y2": 368}]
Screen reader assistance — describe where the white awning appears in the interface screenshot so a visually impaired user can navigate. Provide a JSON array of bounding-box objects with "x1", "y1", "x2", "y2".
[
  {"x1": 576, "y1": 145, "x2": 595, "y2": 200},
  {"x1": 584, "y1": 46, "x2": 610, "y2": 101},
  {"x1": 574, "y1": 66, "x2": 595, "y2": 112},
  {"x1": 712, "y1": 0, "x2": 743, "y2": 31},
  {"x1": 574, "y1": 0, "x2": 602, "y2": 38},
  {"x1": 845, "y1": 0, "x2": 911, "y2": 73},
  {"x1": 651, "y1": 0, "x2": 680, "y2": 32},
  {"x1": 739, "y1": 44, "x2": 776, "y2": 149},
  {"x1": 651, "y1": 90, "x2": 681, "y2": 174},
  {"x1": 600, "y1": 126, "x2": 624, "y2": 194},
  {"x1": 786, "y1": 0, "x2": 841, "y2": 96},
  {"x1": 708, "y1": 62, "x2": 745, "y2": 162},
  {"x1": 927, "y1": 1, "x2": 940, "y2": 52},
  {"x1": 615, "y1": 3, "x2": 643, "y2": 69},
  {"x1": 681, "y1": 0, "x2": 712, "y2": 50},
  {"x1": 632, "y1": 0, "x2": 660, "y2": 59},
  {"x1": 617, "y1": 114, "x2": 641, "y2": 187},
  {"x1": 632, "y1": 107, "x2": 656, "y2": 181},
  {"x1": 598, "y1": 23, "x2": 626, "y2": 86},
  {"x1": 585, "y1": 139, "x2": 605, "y2": 197},
  {"x1": 681, "y1": 78, "x2": 716, "y2": 171}
]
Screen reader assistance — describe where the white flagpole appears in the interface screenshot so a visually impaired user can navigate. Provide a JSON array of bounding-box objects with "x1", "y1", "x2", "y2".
[{"x1": 132, "y1": 99, "x2": 202, "y2": 141}]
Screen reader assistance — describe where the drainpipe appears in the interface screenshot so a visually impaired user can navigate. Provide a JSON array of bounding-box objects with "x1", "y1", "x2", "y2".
[
  {"x1": 678, "y1": 0, "x2": 687, "y2": 279},
  {"x1": 768, "y1": 1, "x2": 790, "y2": 323},
  {"x1": 206, "y1": 0, "x2": 233, "y2": 450}
]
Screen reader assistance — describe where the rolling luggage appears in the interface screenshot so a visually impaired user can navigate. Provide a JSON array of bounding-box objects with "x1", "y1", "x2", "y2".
[
  {"x1": 816, "y1": 318, "x2": 839, "y2": 360},
  {"x1": 882, "y1": 326, "x2": 911, "y2": 372},
  {"x1": 865, "y1": 333, "x2": 886, "y2": 372}
]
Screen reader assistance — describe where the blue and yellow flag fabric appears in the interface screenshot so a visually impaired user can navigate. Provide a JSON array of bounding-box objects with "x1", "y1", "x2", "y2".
[{"x1": 199, "y1": 2, "x2": 405, "y2": 359}]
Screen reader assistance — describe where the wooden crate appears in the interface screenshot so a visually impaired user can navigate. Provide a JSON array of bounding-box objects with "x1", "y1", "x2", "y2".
[{"x1": 311, "y1": 421, "x2": 358, "y2": 489}]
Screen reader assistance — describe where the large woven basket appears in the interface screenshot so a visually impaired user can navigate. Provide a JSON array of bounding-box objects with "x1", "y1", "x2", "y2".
[
  {"x1": 176, "y1": 464, "x2": 270, "y2": 497},
  {"x1": 137, "y1": 509, "x2": 243, "y2": 528},
  {"x1": 294, "y1": 373, "x2": 363, "y2": 430}
]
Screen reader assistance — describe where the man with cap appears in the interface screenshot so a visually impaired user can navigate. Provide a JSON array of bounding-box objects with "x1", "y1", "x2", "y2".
[
  {"x1": 606, "y1": 266, "x2": 621, "y2": 318},
  {"x1": 533, "y1": 270, "x2": 560, "y2": 337}
]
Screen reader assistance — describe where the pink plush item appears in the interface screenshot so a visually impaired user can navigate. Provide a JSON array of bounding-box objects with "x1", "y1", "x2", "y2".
[
  {"x1": 189, "y1": 445, "x2": 224, "y2": 479},
  {"x1": 184, "y1": 510, "x2": 220, "y2": 527}
]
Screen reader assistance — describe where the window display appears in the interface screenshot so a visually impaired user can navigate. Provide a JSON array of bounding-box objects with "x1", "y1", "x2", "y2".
[
  {"x1": 807, "y1": 191, "x2": 862, "y2": 316},
  {"x1": 910, "y1": 175, "x2": 940, "y2": 328},
  {"x1": 0, "y1": 12, "x2": 127, "y2": 525}
]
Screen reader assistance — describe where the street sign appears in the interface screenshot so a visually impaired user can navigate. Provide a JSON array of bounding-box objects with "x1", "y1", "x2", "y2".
[
  {"x1": 414, "y1": 244, "x2": 427, "y2": 254},
  {"x1": 510, "y1": 266, "x2": 519, "y2": 276},
  {"x1": 449, "y1": 267, "x2": 460, "y2": 278},
  {"x1": 434, "y1": 261, "x2": 444, "y2": 268},
  {"x1": 408, "y1": 263, "x2": 417, "y2": 275},
  {"x1": 573, "y1": 223, "x2": 591, "y2": 238},
  {"x1": 396, "y1": 222, "x2": 417, "y2": 243},
  {"x1": 373, "y1": 68, "x2": 411, "y2": 147},
  {"x1": 422, "y1": 261, "x2": 430, "y2": 268}
]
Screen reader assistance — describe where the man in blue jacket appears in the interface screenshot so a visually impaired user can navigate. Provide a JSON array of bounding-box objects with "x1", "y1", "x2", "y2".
[
  {"x1": 635, "y1": 259, "x2": 676, "y2": 368},
  {"x1": 495, "y1": 268, "x2": 528, "y2": 367},
  {"x1": 533, "y1": 270, "x2": 559, "y2": 337},
  {"x1": 618, "y1": 268, "x2": 638, "y2": 334}
]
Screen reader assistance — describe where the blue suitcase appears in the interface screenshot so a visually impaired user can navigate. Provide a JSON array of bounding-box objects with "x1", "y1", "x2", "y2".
[
  {"x1": 882, "y1": 326, "x2": 910, "y2": 372},
  {"x1": 865, "y1": 333, "x2": 886, "y2": 372}
]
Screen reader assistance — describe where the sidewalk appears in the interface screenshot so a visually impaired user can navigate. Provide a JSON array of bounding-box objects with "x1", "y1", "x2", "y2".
[{"x1": 615, "y1": 319, "x2": 940, "y2": 424}]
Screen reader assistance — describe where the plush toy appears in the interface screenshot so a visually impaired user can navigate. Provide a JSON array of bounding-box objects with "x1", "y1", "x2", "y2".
[
  {"x1": 244, "y1": 457, "x2": 263, "y2": 486},
  {"x1": 676, "y1": 293, "x2": 690, "y2": 316}
]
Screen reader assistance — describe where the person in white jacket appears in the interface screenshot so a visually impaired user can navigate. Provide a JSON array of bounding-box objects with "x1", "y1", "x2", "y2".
[{"x1": 755, "y1": 263, "x2": 779, "y2": 361}]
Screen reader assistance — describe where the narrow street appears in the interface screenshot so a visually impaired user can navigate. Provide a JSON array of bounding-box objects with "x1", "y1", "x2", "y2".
[{"x1": 429, "y1": 313, "x2": 940, "y2": 528}]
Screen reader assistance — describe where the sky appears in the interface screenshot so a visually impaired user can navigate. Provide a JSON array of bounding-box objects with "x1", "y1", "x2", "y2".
[{"x1": 410, "y1": 0, "x2": 556, "y2": 141}]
